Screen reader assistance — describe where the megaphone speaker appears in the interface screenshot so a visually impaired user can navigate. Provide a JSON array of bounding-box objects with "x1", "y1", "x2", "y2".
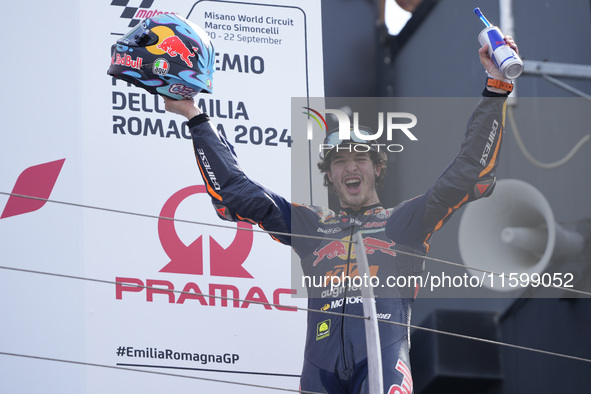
[{"x1": 458, "y1": 179, "x2": 584, "y2": 291}]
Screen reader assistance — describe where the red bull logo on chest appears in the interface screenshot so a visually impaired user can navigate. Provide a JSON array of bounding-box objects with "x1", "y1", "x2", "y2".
[{"x1": 312, "y1": 236, "x2": 397, "y2": 266}]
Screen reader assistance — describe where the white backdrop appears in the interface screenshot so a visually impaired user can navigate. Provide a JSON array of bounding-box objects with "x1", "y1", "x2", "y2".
[{"x1": 0, "y1": 1, "x2": 324, "y2": 393}]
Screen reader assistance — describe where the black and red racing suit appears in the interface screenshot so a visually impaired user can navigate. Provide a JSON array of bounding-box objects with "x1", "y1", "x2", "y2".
[{"x1": 188, "y1": 90, "x2": 508, "y2": 393}]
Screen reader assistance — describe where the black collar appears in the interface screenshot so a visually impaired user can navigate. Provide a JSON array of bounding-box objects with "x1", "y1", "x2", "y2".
[{"x1": 339, "y1": 203, "x2": 383, "y2": 217}]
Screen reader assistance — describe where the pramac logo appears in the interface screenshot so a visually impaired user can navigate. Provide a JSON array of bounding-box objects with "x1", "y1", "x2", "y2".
[
  {"x1": 116, "y1": 186, "x2": 295, "y2": 310},
  {"x1": 158, "y1": 185, "x2": 254, "y2": 278}
]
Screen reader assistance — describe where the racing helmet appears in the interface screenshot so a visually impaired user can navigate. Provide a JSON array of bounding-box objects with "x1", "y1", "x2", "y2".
[{"x1": 108, "y1": 14, "x2": 215, "y2": 100}]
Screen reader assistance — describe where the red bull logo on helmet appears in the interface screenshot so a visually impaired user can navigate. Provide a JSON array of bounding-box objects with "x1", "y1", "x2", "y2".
[
  {"x1": 157, "y1": 36, "x2": 199, "y2": 68},
  {"x1": 111, "y1": 53, "x2": 144, "y2": 70},
  {"x1": 312, "y1": 236, "x2": 397, "y2": 266}
]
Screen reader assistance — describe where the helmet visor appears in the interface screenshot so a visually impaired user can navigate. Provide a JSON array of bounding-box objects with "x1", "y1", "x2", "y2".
[{"x1": 117, "y1": 22, "x2": 159, "y2": 47}]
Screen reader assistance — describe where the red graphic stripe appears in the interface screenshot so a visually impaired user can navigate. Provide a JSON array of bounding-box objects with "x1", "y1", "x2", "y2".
[
  {"x1": 396, "y1": 359, "x2": 413, "y2": 387},
  {"x1": 303, "y1": 107, "x2": 328, "y2": 131},
  {"x1": 1, "y1": 159, "x2": 65, "y2": 219}
]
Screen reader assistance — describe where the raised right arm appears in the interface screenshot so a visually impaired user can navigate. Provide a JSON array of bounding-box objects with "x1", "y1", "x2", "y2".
[
  {"x1": 164, "y1": 97, "x2": 292, "y2": 244},
  {"x1": 189, "y1": 113, "x2": 292, "y2": 244}
]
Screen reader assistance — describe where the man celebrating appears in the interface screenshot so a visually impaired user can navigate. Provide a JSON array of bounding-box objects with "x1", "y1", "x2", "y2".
[{"x1": 164, "y1": 38, "x2": 518, "y2": 393}]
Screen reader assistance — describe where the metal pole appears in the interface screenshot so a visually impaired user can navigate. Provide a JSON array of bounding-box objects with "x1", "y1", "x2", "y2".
[
  {"x1": 354, "y1": 232, "x2": 384, "y2": 393},
  {"x1": 499, "y1": 0, "x2": 518, "y2": 105}
]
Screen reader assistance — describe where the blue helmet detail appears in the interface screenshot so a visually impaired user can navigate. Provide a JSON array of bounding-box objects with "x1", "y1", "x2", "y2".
[{"x1": 108, "y1": 13, "x2": 215, "y2": 99}]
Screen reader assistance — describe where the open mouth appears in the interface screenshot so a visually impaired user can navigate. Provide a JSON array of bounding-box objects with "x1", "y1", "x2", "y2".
[{"x1": 344, "y1": 177, "x2": 362, "y2": 193}]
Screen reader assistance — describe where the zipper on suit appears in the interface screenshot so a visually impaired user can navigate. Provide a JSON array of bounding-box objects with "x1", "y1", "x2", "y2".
[{"x1": 340, "y1": 221, "x2": 357, "y2": 373}]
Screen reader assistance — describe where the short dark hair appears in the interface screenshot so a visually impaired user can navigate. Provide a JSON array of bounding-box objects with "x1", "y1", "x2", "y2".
[{"x1": 317, "y1": 148, "x2": 388, "y2": 192}]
